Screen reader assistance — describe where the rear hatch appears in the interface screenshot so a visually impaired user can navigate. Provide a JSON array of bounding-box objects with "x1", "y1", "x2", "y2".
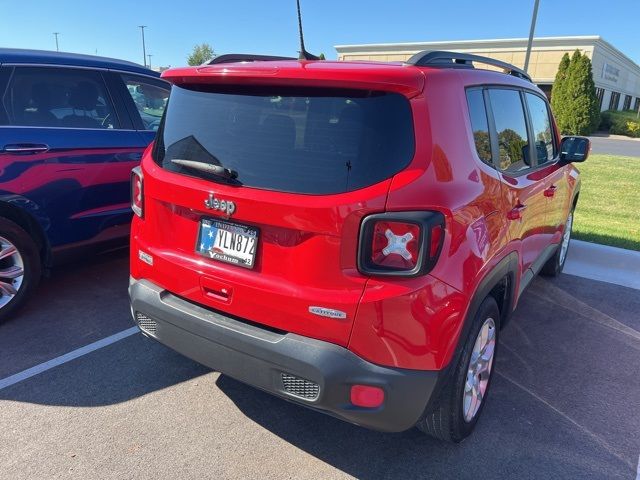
[{"x1": 137, "y1": 62, "x2": 422, "y2": 346}]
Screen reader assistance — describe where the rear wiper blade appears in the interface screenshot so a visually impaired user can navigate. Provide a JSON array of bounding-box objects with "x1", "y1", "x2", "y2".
[{"x1": 171, "y1": 159, "x2": 238, "y2": 179}]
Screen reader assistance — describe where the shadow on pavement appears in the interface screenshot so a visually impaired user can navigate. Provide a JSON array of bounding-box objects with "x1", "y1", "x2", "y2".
[
  {"x1": 213, "y1": 274, "x2": 638, "y2": 479},
  {"x1": 1, "y1": 263, "x2": 637, "y2": 478},
  {"x1": 0, "y1": 334, "x2": 210, "y2": 407},
  {"x1": 0, "y1": 248, "x2": 134, "y2": 378}
]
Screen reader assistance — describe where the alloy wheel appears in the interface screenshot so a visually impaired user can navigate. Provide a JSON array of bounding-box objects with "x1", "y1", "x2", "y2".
[
  {"x1": 463, "y1": 317, "x2": 496, "y2": 422},
  {"x1": 0, "y1": 236, "x2": 25, "y2": 308}
]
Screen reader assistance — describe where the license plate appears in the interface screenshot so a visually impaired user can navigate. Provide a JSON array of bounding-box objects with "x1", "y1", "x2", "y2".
[{"x1": 196, "y1": 219, "x2": 258, "y2": 269}]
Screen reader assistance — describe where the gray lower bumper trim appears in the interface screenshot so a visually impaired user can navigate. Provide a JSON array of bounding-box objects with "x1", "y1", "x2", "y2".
[{"x1": 129, "y1": 278, "x2": 439, "y2": 432}]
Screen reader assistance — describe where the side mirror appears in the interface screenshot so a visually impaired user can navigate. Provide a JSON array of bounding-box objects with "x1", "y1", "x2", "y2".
[{"x1": 560, "y1": 136, "x2": 590, "y2": 163}]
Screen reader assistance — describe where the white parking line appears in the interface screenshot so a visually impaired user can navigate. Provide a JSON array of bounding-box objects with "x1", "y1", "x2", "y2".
[
  {"x1": 0, "y1": 327, "x2": 139, "y2": 391},
  {"x1": 636, "y1": 454, "x2": 640, "y2": 480}
]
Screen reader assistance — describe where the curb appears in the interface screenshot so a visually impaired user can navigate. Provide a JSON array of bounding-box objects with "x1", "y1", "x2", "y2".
[
  {"x1": 589, "y1": 133, "x2": 640, "y2": 142},
  {"x1": 564, "y1": 240, "x2": 640, "y2": 290}
]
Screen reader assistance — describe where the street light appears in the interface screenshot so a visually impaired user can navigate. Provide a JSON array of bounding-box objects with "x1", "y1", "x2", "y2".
[
  {"x1": 138, "y1": 25, "x2": 147, "y2": 67},
  {"x1": 523, "y1": 0, "x2": 540, "y2": 73},
  {"x1": 53, "y1": 32, "x2": 60, "y2": 52}
]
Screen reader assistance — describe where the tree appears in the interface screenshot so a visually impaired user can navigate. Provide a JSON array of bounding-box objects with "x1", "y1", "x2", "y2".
[
  {"x1": 318, "y1": 53, "x2": 326, "y2": 60},
  {"x1": 550, "y1": 53, "x2": 571, "y2": 131},
  {"x1": 552, "y1": 50, "x2": 600, "y2": 135},
  {"x1": 565, "y1": 53, "x2": 600, "y2": 134},
  {"x1": 187, "y1": 43, "x2": 215, "y2": 66}
]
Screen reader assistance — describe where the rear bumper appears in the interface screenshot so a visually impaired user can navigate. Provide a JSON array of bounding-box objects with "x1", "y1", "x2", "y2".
[{"x1": 129, "y1": 277, "x2": 440, "y2": 432}]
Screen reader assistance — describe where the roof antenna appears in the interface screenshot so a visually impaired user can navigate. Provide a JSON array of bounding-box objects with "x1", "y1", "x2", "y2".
[{"x1": 296, "y1": 0, "x2": 319, "y2": 60}]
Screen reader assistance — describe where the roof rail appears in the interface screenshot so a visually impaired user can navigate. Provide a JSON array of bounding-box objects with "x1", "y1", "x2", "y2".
[
  {"x1": 208, "y1": 54, "x2": 297, "y2": 65},
  {"x1": 405, "y1": 50, "x2": 532, "y2": 82}
]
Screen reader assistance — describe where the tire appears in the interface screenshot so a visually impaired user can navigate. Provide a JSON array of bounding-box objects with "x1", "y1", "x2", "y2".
[
  {"x1": 416, "y1": 296, "x2": 500, "y2": 442},
  {"x1": 0, "y1": 217, "x2": 41, "y2": 324},
  {"x1": 541, "y1": 210, "x2": 574, "y2": 277}
]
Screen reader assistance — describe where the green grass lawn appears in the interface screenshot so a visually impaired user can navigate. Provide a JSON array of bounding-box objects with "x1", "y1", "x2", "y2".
[{"x1": 572, "y1": 154, "x2": 640, "y2": 251}]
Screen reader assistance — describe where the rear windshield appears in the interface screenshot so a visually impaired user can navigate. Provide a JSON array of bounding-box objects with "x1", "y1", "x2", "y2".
[{"x1": 153, "y1": 85, "x2": 415, "y2": 194}]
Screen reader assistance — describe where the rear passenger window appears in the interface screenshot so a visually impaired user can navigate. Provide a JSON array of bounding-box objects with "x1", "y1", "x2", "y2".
[
  {"x1": 2, "y1": 67, "x2": 119, "y2": 129},
  {"x1": 466, "y1": 89, "x2": 492, "y2": 164},
  {"x1": 488, "y1": 89, "x2": 531, "y2": 174},
  {"x1": 121, "y1": 74, "x2": 170, "y2": 132},
  {"x1": 525, "y1": 93, "x2": 555, "y2": 165}
]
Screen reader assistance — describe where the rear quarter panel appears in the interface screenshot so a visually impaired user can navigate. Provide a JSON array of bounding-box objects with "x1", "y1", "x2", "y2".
[{"x1": 350, "y1": 70, "x2": 518, "y2": 370}]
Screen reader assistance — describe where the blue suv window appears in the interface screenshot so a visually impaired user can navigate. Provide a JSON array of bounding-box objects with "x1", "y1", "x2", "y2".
[{"x1": 2, "y1": 67, "x2": 119, "y2": 129}]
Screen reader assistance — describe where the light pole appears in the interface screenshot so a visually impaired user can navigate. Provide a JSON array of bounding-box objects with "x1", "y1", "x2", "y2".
[
  {"x1": 147, "y1": 54, "x2": 153, "y2": 70},
  {"x1": 53, "y1": 32, "x2": 60, "y2": 52},
  {"x1": 138, "y1": 25, "x2": 147, "y2": 67},
  {"x1": 523, "y1": 0, "x2": 540, "y2": 73}
]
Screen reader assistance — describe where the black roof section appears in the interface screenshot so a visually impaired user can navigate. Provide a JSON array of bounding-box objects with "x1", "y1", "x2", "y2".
[
  {"x1": 208, "y1": 54, "x2": 297, "y2": 65},
  {"x1": 0, "y1": 48, "x2": 159, "y2": 77},
  {"x1": 406, "y1": 50, "x2": 532, "y2": 82}
]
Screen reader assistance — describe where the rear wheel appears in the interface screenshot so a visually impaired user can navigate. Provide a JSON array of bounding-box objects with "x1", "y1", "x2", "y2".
[
  {"x1": 416, "y1": 296, "x2": 499, "y2": 442},
  {"x1": 541, "y1": 210, "x2": 573, "y2": 277},
  {"x1": 0, "y1": 218, "x2": 41, "y2": 323}
]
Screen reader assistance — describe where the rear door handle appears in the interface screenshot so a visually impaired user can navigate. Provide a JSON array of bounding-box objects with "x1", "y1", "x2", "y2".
[
  {"x1": 507, "y1": 203, "x2": 527, "y2": 220},
  {"x1": 2, "y1": 144, "x2": 50, "y2": 154},
  {"x1": 544, "y1": 185, "x2": 557, "y2": 197}
]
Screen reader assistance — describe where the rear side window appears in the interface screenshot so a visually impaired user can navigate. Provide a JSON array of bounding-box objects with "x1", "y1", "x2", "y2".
[
  {"x1": 488, "y1": 89, "x2": 531, "y2": 174},
  {"x1": 525, "y1": 92, "x2": 556, "y2": 165},
  {"x1": 2, "y1": 67, "x2": 119, "y2": 129},
  {"x1": 121, "y1": 74, "x2": 169, "y2": 132},
  {"x1": 466, "y1": 89, "x2": 492, "y2": 165},
  {"x1": 153, "y1": 85, "x2": 415, "y2": 194}
]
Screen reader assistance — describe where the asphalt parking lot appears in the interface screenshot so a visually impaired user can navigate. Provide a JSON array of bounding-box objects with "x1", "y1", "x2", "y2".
[
  {"x1": 1, "y1": 250, "x2": 639, "y2": 479},
  {"x1": 589, "y1": 135, "x2": 640, "y2": 157}
]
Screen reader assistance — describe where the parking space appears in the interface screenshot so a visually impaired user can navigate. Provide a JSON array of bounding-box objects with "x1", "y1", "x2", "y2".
[{"x1": 1, "y1": 253, "x2": 639, "y2": 479}]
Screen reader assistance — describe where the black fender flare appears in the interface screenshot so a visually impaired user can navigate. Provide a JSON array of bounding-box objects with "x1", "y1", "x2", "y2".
[
  {"x1": 451, "y1": 251, "x2": 519, "y2": 368},
  {"x1": 423, "y1": 251, "x2": 520, "y2": 414}
]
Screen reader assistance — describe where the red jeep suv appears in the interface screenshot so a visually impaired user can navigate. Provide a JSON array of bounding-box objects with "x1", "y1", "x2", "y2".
[{"x1": 129, "y1": 51, "x2": 589, "y2": 442}]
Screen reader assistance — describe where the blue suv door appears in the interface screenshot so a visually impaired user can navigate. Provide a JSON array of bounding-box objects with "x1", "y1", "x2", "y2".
[{"x1": 0, "y1": 65, "x2": 162, "y2": 253}]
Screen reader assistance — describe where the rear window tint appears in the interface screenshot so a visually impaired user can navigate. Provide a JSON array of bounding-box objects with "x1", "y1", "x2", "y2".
[{"x1": 153, "y1": 85, "x2": 415, "y2": 194}]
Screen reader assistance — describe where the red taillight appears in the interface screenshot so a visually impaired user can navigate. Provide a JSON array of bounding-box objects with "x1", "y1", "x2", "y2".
[
  {"x1": 429, "y1": 224, "x2": 443, "y2": 258},
  {"x1": 131, "y1": 167, "x2": 144, "y2": 218},
  {"x1": 358, "y1": 212, "x2": 445, "y2": 277},
  {"x1": 350, "y1": 385, "x2": 385, "y2": 408},
  {"x1": 371, "y1": 221, "x2": 421, "y2": 270}
]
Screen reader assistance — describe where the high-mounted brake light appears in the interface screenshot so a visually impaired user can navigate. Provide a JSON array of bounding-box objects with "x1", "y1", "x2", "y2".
[
  {"x1": 131, "y1": 166, "x2": 144, "y2": 218},
  {"x1": 358, "y1": 212, "x2": 445, "y2": 277}
]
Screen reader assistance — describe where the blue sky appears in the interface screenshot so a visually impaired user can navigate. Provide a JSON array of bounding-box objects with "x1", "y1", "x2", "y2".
[{"x1": 1, "y1": 0, "x2": 639, "y2": 68}]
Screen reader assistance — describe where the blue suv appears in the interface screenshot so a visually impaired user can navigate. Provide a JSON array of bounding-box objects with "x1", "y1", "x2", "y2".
[{"x1": 0, "y1": 49, "x2": 170, "y2": 322}]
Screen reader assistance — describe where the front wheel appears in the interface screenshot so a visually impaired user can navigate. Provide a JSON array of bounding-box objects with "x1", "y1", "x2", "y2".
[
  {"x1": 541, "y1": 210, "x2": 573, "y2": 277},
  {"x1": 0, "y1": 218, "x2": 41, "y2": 323},
  {"x1": 416, "y1": 296, "x2": 500, "y2": 442}
]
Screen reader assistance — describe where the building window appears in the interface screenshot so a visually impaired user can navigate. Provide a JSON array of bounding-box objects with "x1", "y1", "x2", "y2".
[
  {"x1": 635, "y1": 97, "x2": 640, "y2": 112},
  {"x1": 609, "y1": 91, "x2": 621, "y2": 110},
  {"x1": 595, "y1": 88, "x2": 605, "y2": 110},
  {"x1": 623, "y1": 95, "x2": 632, "y2": 111}
]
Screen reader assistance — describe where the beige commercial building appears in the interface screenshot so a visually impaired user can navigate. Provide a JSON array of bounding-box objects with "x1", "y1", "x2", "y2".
[{"x1": 335, "y1": 36, "x2": 640, "y2": 112}]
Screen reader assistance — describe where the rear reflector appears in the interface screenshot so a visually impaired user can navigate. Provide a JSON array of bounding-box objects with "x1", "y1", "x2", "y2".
[{"x1": 350, "y1": 385, "x2": 385, "y2": 408}]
